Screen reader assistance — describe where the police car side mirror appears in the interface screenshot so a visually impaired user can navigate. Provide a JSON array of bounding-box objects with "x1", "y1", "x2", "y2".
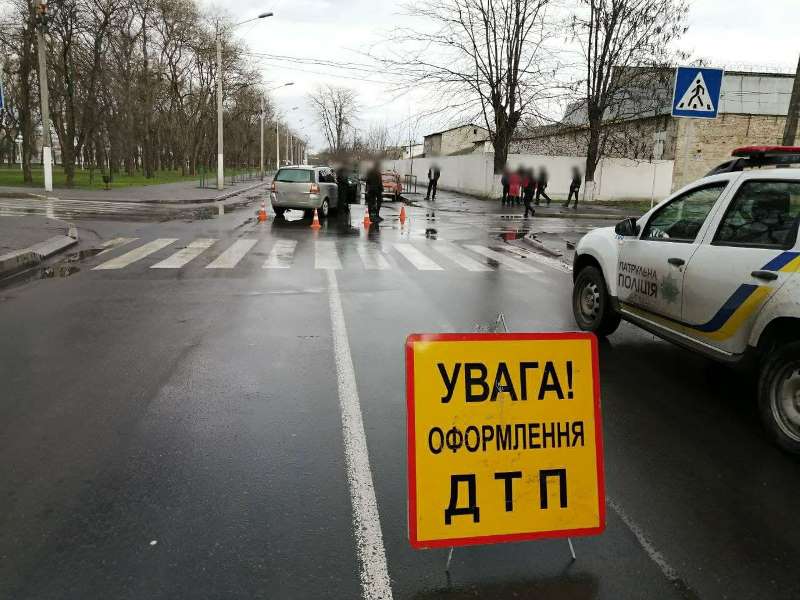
[{"x1": 615, "y1": 218, "x2": 640, "y2": 237}]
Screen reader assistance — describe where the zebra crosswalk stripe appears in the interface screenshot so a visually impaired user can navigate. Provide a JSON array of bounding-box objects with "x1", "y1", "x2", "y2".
[
  {"x1": 393, "y1": 242, "x2": 443, "y2": 271},
  {"x1": 263, "y1": 239, "x2": 298, "y2": 269},
  {"x1": 93, "y1": 238, "x2": 178, "y2": 270},
  {"x1": 98, "y1": 237, "x2": 138, "y2": 255},
  {"x1": 315, "y1": 240, "x2": 342, "y2": 270},
  {"x1": 431, "y1": 243, "x2": 492, "y2": 272},
  {"x1": 151, "y1": 239, "x2": 217, "y2": 269},
  {"x1": 357, "y1": 243, "x2": 391, "y2": 270},
  {"x1": 206, "y1": 239, "x2": 258, "y2": 269},
  {"x1": 464, "y1": 244, "x2": 541, "y2": 273}
]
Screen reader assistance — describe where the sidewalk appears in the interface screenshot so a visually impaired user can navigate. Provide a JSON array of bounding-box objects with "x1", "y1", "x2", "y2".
[
  {"x1": 0, "y1": 178, "x2": 268, "y2": 204},
  {"x1": 0, "y1": 216, "x2": 78, "y2": 276},
  {"x1": 402, "y1": 188, "x2": 637, "y2": 220}
]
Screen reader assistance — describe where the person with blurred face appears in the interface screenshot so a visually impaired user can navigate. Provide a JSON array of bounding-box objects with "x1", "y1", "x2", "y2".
[
  {"x1": 535, "y1": 166, "x2": 551, "y2": 207},
  {"x1": 425, "y1": 163, "x2": 441, "y2": 201},
  {"x1": 564, "y1": 166, "x2": 582, "y2": 209},
  {"x1": 365, "y1": 160, "x2": 384, "y2": 222},
  {"x1": 507, "y1": 167, "x2": 522, "y2": 208},
  {"x1": 523, "y1": 167, "x2": 536, "y2": 218}
]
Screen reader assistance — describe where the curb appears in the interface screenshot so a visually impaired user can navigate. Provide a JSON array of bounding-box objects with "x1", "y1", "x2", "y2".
[
  {"x1": 0, "y1": 222, "x2": 79, "y2": 277},
  {"x1": 19, "y1": 180, "x2": 270, "y2": 205},
  {"x1": 521, "y1": 233, "x2": 563, "y2": 257},
  {"x1": 400, "y1": 195, "x2": 626, "y2": 221}
]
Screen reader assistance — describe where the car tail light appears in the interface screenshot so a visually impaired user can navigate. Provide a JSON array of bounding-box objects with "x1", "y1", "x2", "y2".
[
  {"x1": 271, "y1": 181, "x2": 276, "y2": 192},
  {"x1": 310, "y1": 183, "x2": 320, "y2": 194}
]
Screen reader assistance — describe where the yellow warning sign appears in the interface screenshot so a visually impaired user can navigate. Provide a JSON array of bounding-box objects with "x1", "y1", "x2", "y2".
[{"x1": 406, "y1": 332, "x2": 605, "y2": 548}]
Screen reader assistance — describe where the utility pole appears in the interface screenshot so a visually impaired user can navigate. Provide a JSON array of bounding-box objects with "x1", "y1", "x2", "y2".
[
  {"x1": 275, "y1": 120, "x2": 280, "y2": 169},
  {"x1": 33, "y1": 0, "x2": 52, "y2": 192},
  {"x1": 215, "y1": 28, "x2": 224, "y2": 190},
  {"x1": 259, "y1": 95, "x2": 264, "y2": 180},
  {"x1": 286, "y1": 128, "x2": 291, "y2": 165},
  {"x1": 783, "y1": 54, "x2": 800, "y2": 146}
]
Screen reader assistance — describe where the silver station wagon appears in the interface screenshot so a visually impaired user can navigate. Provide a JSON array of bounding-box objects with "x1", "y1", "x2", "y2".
[{"x1": 270, "y1": 165, "x2": 340, "y2": 218}]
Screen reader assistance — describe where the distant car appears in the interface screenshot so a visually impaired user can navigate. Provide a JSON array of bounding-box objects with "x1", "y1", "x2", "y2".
[
  {"x1": 381, "y1": 171, "x2": 403, "y2": 202},
  {"x1": 271, "y1": 166, "x2": 340, "y2": 218}
]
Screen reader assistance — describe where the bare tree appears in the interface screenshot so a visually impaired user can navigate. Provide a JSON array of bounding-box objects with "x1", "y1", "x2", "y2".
[
  {"x1": 379, "y1": 0, "x2": 556, "y2": 173},
  {"x1": 571, "y1": 0, "x2": 688, "y2": 200},
  {"x1": 308, "y1": 84, "x2": 357, "y2": 158}
]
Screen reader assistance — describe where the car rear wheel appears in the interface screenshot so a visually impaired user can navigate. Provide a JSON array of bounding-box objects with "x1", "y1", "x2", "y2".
[
  {"x1": 272, "y1": 206, "x2": 285, "y2": 217},
  {"x1": 319, "y1": 198, "x2": 330, "y2": 219},
  {"x1": 759, "y1": 341, "x2": 800, "y2": 454},
  {"x1": 572, "y1": 266, "x2": 621, "y2": 336}
]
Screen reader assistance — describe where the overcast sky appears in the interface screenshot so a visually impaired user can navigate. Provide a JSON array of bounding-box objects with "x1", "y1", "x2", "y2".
[{"x1": 204, "y1": 0, "x2": 800, "y2": 151}]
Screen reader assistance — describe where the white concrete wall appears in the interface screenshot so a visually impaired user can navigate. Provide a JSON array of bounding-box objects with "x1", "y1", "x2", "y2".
[{"x1": 385, "y1": 153, "x2": 674, "y2": 201}]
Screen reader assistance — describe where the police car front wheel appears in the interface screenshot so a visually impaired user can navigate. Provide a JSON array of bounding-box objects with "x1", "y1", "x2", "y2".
[
  {"x1": 759, "y1": 341, "x2": 800, "y2": 454},
  {"x1": 572, "y1": 266, "x2": 620, "y2": 337}
]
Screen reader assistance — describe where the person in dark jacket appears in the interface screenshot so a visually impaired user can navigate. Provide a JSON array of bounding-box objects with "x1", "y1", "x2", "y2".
[
  {"x1": 425, "y1": 164, "x2": 441, "y2": 201},
  {"x1": 564, "y1": 166, "x2": 582, "y2": 209},
  {"x1": 500, "y1": 167, "x2": 510, "y2": 206},
  {"x1": 522, "y1": 168, "x2": 536, "y2": 218},
  {"x1": 535, "y1": 166, "x2": 552, "y2": 206},
  {"x1": 365, "y1": 161, "x2": 384, "y2": 222}
]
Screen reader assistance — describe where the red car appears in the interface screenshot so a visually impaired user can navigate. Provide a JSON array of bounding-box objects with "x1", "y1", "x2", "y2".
[{"x1": 381, "y1": 171, "x2": 403, "y2": 202}]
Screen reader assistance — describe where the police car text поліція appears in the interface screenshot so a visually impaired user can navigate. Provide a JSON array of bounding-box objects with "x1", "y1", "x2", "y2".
[{"x1": 571, "y1": 146, "x2": 800, "y2": 453}]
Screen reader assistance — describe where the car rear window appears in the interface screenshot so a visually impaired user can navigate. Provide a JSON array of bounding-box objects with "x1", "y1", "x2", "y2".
[{"x1": 275, "y1": 169, "x2": 313, "y2": 183}]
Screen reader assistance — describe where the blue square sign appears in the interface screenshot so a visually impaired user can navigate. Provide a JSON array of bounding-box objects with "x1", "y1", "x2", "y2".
[{"x1": 671, "y1": 67, "x2": 724, "y2": 119}]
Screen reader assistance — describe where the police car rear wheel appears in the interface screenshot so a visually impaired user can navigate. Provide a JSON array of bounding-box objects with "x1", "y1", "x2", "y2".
[
  {"x1": 760, "y1": 342, "x2": 800, "y2": 454},
  {"x1": 572, "y1": 266, "x2": 620, "y2": 336}
]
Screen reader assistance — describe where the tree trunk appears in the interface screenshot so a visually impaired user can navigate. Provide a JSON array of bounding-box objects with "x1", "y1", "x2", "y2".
[{"x1": 583, "y1": 114, "x2": 602, "y2": 202}]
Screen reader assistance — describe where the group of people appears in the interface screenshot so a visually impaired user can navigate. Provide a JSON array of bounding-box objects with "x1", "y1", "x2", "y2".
[{"x1": 501, "y1": 166, "x2": 583, "y2": 217}]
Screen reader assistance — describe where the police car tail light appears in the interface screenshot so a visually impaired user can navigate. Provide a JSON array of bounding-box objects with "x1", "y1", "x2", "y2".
[{"x1": 309, "y1": 183, "x2": 320, "y2": 194}]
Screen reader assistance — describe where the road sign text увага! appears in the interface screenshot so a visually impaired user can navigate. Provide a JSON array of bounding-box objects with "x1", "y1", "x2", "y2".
[{"x1": 405, "y1": 333, "x2": 605, "y2": 549}]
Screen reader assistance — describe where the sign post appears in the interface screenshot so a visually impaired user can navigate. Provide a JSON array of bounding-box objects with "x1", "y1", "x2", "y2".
[{"x1": 405, "y1": 332, "x2": 605, "y2": 553}]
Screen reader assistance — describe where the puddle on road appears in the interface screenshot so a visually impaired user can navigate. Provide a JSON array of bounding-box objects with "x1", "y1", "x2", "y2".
[{"x1": 1, "y1": 247, "x2": 102, "y2": 288}]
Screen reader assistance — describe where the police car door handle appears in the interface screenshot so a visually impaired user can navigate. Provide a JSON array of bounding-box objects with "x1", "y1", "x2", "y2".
[
  {"x1": 751, "y1": 270, "x2": 778, "y2": 281},
  {"x1": 667, "y1": 258, "x2": 685, "y2": 267}
]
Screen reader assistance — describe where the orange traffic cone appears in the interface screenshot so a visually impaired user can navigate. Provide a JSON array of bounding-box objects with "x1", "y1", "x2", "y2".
[
  {"x1": 363, "y1": 206, "x2": 372, "y2": 227},
  {"x1": 310, "y1": 208, "x2": 321, "y2": 229},
  {"x1": 258, "y1": 200, "x2": 268, "y2": 222},
  {"x1": 399, "y1": 205, "x2": 407, "y2": 225}
]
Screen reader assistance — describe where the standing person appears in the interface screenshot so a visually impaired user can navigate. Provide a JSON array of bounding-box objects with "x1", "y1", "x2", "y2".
[
  {"x1": 500, "y1": 167, "x2": 510, "y2": 206},
  {"x1": 365, "y1": 161, "x2": 384, "y2": 222},
  {"x1": 425, "y1": 164, "x2": 440, "y2": 201},
  {"x1": 523, "y1": 168, "x2": 536, "y2": 218},
  {"x1": 565, "y1": 166, "x2": 582, "y2": 209},
  {"x1": 507, "y1": 168, "x2": 522, "y2": 208},
  {"x1": 535, "y1": 166, "x2": 552, "y2": 207}
]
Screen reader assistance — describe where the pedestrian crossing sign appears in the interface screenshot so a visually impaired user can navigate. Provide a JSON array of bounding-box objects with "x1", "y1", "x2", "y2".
[{"x1": 671, "y1": 67, "x2": 723, "y2": 119}]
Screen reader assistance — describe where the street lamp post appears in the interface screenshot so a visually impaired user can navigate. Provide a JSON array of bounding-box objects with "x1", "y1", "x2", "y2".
[
  {"x1": 33, "y1": 0, "x2": 52, "y2": 191},
  {"x1": 216, "y1": 11, "x2": 273, "y2": 191},
  {"x1": 260, "y1": 82, "x2": 293, "y2": 177}
]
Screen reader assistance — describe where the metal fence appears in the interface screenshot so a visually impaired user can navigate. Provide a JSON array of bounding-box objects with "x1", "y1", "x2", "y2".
[{"x1": 199, "y1": 167, "x2": 270, "y2": 189}]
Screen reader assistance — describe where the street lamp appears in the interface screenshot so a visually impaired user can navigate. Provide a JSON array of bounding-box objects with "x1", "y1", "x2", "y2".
[
  {"x1": 261, "y1": 82, "x2": 293, "y2": 179},
  {"x1": 216, "y1": 11, "x2": 273, "y2": 191}
]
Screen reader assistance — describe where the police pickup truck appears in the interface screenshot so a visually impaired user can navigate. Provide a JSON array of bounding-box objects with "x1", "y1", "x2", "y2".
[{"x1": 571, "y1": 146, "x2": 800, "y2": 453}]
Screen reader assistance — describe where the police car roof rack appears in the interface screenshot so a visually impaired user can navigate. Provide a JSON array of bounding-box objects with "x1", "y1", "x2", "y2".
[{"x1": 707, "y1": 146, "x2": 800, "y2": 177}]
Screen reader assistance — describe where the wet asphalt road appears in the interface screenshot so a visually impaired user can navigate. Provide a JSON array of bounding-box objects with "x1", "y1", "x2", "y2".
[{"x1": 1, "y1": 200, "x2": 799, "y2": 600}]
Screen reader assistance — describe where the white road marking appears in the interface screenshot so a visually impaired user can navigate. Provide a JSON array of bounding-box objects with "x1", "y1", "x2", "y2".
[
  {"x1": 464, "y1": 244, "x2": 541, "y2": 273},
  {"x1": 431, "y1": 243, "x2": 493, "y2": 272},
  {"x1": 607, "y1": 497, "x2": 686, "y2": 588},
  {"x1": 93, "y1": 238, "x2": 177, "y2": 270},
  {"x1": 205, "y1": 239, "x2": 257, "y2": 269},
  {"x1": 263, "y1": 239, "x2": 298, "y2": 269},
  {"x1": 151, "y1": 238, "x2": 217, "y2": 269},
  {"x1": 393, "y1": 243, "x2": 443, "y2": 271},
  {"x1": 315, "y1": 240, "x2": 342, "y2": 270},
  {"x1": 357, "y1": 243, "x2": 391, "y2": 270},
  {"x1": 97, "y1": 237, "x2": 138, "y2": 255},
  {"x1": 326, "y1": 269, "x2": 393, "y2": 600}
]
